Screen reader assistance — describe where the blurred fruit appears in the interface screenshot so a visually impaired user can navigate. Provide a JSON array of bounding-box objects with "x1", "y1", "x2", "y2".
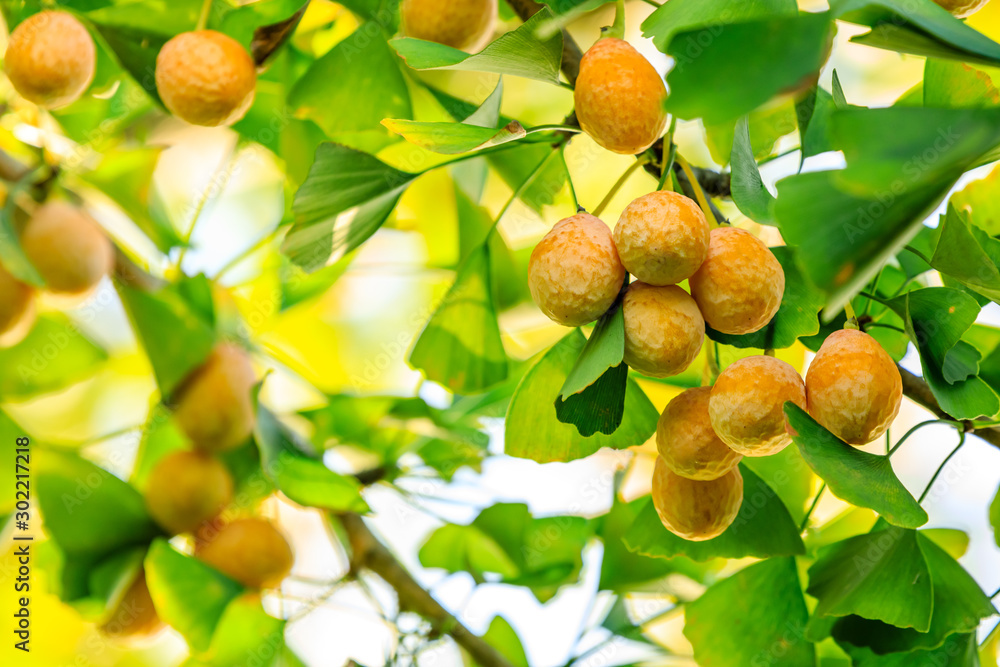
[
  {"x1": 709, "y1": 355, "x2": 806, "y2": 457},
  {"x1": 99, "y1": 569, "x2": 164, "y2": 639},
  {"x1": 173, "y1": 343, "x2": 256, "y2": 452},
  {"x1": 690, "y1": 227, "x2": 784, "y2": 335},
  {"x1": 806, "y1": 329, "x2": 902, "y2": 445},
  {"x1": 196, "y1": 518, "x2": 294, "y2": 588},
  {"x1": 614, "y1": 191, "x2": 710, "y2": 286},
  {"x1": 652, "y1": 456, "x2": 743, "y2": 541},
  {"x1": 656, "y1": 386, "x2": 742, "y2": 480},
  {"x1": 144, "y1": 450, "x2": 234, "y2": 535},
  {"x1": 0, "y1": 261, "x2": 34, "y2": 338},
  {"x1": 528, "y1": 212, "x2": 625, "y2": 327},
  {"x1": 4, "y1": 10, "x2": 95, "y2": 108},
  {"x1": 574, "y1": 38, "x2": 668, "y2": 154},
  {"x1": 20, "y1": 201, "x2": 113, "y2": 295},
  {"x1": 155, "y1": 30, "x2": 256, "y2": 126},
  {"x1": 401, "y1": 0, "x2": 497, "y2": 51},
  {"x1": 622, "y1": 282, "x2": 704, "y2": 378},
  {"x1": 933, "y1": 0, "x2": 989, "y2": 17}
]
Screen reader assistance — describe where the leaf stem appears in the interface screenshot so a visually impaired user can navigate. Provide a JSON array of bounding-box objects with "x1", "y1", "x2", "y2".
[
  {"x1": 592, "y1": 157, "x2": 649, "y2": 217},
  {"x1": 862, "y1": 269, "x2": 884, "y2": 317},
  {"x1": 904, "y1": 245, "x2": 932, "y2": 265},
  {"x1": 888, "y1": 419, "x2": 962, "y2": 457},
  {"x1": 917, "y1": 430, "x2": 965, "y2": 503},
  {"x1": 859, "y1": 290, "x2": 892, "y2": 308},
  {"x1": 215, "y1": 230, "x2": 279, "y2": 281},
  {"x1": 800, "y1": 483, "x2": 827, "y2": 532},
  {"x1": 865, "y1": 322, "x2": 906, "y2": 334},
  {"x1": 675, "y1": 154, "x2": 716, "y2": 226}
]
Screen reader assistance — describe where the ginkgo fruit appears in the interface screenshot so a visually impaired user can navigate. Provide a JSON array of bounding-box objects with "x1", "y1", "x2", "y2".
[
  {"x1": 806, "y1": 329, "x2": 902, "y2": 445},
  {"x1": 657, "y1": 387, "x2": 742, "y2": 480},
  {"x1": 574, "y1": 38, "x2": 668, "y2": 155},
  {"x1": 401, "y1": 0, "x2": 497, "y2": 52},
  {"x1": 20, "y1": 201, "x2": 114, "y2": 295},
  {"x1": 4, "y1": 10, "x2": 95, "y2": 108},
  {"x1": 614, "y1": 191, "x2": 710, "y2": 286},
  {"x1": 144, "y1": 450, "x2": 234, "y2": 535},
  {"x1": 622, "y1": 282, "x2": 704, "y2": 378},
  {"x1": 196, "y1": 518, "x2": 294, "y2": 588},
  {"x1": 709, "y1": 355, "x2": 806, "y2": 457},
  {"x1": 172, "y1": 343, "x2": 256, "y2": 452},
  {"x1": 528, "y1": 212, "x2": 626, "y2": 327},
  {"x1": 0, "y1": 262, "x2": 34, "y2": 339},
  {"x1": 99, "y1": 569, "x2": 164, "y2": 639},
  {"x1": 652, "y1": 456, "x2": 743, "y2": 541},
  {"x1": 932, "y1": 0, "x2": 989, "y2": 17},
  {"x1": 689, "y1": 227, "x2": 784, "y2": 335},
  {"x1": 155, "y1": 30, "x2": 257, "y2": 127}
]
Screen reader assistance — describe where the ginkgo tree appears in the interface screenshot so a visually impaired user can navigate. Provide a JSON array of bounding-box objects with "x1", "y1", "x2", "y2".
[{"x1": 1, "y1": 0, "x2": 1000, "y2": 666}]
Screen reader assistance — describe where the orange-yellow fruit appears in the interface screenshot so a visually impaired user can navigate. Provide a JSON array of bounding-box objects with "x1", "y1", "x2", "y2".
[
  {"x1": 656, "y1": 387, "x2": 741, "y2": 480},
  {"x1": 574, "y1": 38, "x2": 668, "y2": 155},
  {"x1": 0, "y1": 262, "x2": 34, "y2": 337},
  {"x1": 614, "y1": 191, "x2": 710, "y2": 286},
  {"x1": 932, "y1": 0, "x2": 989, "y2": 17},
  {"x1": 528, "y1": 212, "x2": 626, "y2": 327},
  {"x1": 652, "y1": 456, "x2": 743, "y2": 541},
  {"x1": 709, "y1": 355, "x2": 806, "y2": 457},
  {"x1": 144, "y1": 450, "x2": 234, "y2": 535},
  {"x1": 622, "y1": 282, "x2": 704, "y2": 378},
  {"x1": 4, "y1": 11, "x2": 95, "y2": 108},
  {"x1": 155, "y1": 30, "x2": 256, "y2": 127},
  {"x1": 196, "y1": 518, "x2": 294, "y2": 588},
  {"x1": 20, "y1": 201, "x2": 113, "y2": 295},
  {"x1": 173, "y1": 343, "x2": 256, "y2": 452},
  {"x1": 689, "y1": 227, "x2": 784, "y2": 335},
  {"x1": 401, "y1": 0, "x2": 497, "y2": 52},
  {"x1": 99, "y1": 569, "x2": 164, "y2": 639},
  {"x1": 806, "y1": 329, "x2": 902, "y2": 445}
]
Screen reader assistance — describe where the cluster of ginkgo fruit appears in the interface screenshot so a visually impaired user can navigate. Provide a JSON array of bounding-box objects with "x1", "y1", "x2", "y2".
[
  {"x1": 5, "y1": 10, "x2": 256, "y2": 125},
  {"x1": 527, "y1": 190, "x2": 903, "y2": 540},
  {"x1": 102, "y1": 342, "x2": 295, "y2": 638}
]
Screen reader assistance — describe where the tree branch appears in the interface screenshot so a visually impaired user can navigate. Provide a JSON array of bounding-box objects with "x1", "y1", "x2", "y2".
[
  {"x1": 898, "y1": 365, "x2": 1000, "y2": 450},
  {"x1": 335, "y1": 513, "x2": 516, "y2": 667}
]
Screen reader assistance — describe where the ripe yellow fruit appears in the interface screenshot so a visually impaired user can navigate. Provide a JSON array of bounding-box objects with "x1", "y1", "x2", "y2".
[
  {"x1": 528, "y1": 212, "x2": 626, "y2": 327},
  {"x1": 614, "y1": 191, "x2": 710, "y2": 286},
  {"x1": 709, "y1": 355, "x2": 806, "y2": 457},
  {"x1": 652, "y1": 456, "x2": 743, "y2": 541},
  {"x1": 656, "y1": 387, "x2": 741, "y2": 480},
  {"x1": 0, "y1": 262, "x2": 34, "y2": 338},
  {"x1": 155, "y1": 30, "x2": 256, "y2": 127},
  {"x1": 574, "y1": 38, "x2": 668, "y2": 155},
  {"x1": 622, "y1": 282, "x2": 704, "y2": 378},
  {"x1": 99, "y1": 569, "x2": 164, "y2": 639},
  {"x1": 806, "y1": 329, "x2": 902, "y2": 445},
  {"x1": 932, "y1": 0, "x2": 989, "y2": 17},
  {"x1": 20, "y1": 201, "x2": 113, "y2": 295},
  {"x1": 401, "y1": 0, "x2": 497, "y2": 52},
  {"x1": 4, "y1": 11, "x2": 95, "y2": 108},
  {"x1": 196, "y1": 518, "x2": 294, "y2": 588},
  {"x1": 172, "y1": 343, "x2": 256, "y2": 452},
  {"x1": 689, "y1": 227, "x2": 784, "y2": 335},
  {"x1": 144, "y1": 450, "x2": 234, "y2": 535}
]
